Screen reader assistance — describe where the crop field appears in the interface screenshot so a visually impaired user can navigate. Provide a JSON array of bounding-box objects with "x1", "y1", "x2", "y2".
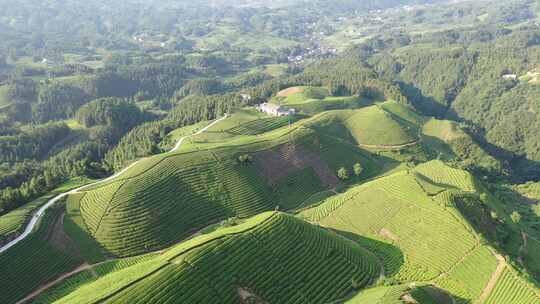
[
  {"x1": 74, "y1": 123, "x2": 384, "y2": 258},
  {"x1": 345, "y1": 284, "x2": 448, "y2": 304},
  {"x1": 34, "y1": 253, "x2": 158, "y2": 303},
  {"x1": 345, "y1": 284, "x2": 409, "y2": 303},
  {"x1": 436, "y1": 245, "x2": 498, "y2": 302},
  {"x1": 422, "y1": 118, "x2": 463, "y2": 143},
  {"x1": 74, "y1": 158, "x2": 274, "y2": 256},
  {"x1": 301, "y1": 161, "x2": 481, "y2": 282},
  {"x1": 414, "y1": 160, "x2": 477, "y2": 192},
  {"x1": 0, "y1": 205, "x2": 81, "y2": 304},
  {"x1": 228, "y1": 115, "x2": 296, "y2": 135},
  {"x1": 379, "y1": 101, "x2": 426, "y2": 128},
  {"x1": 484, "y1": 266, "x2": 539, "y2": 304},
  {"x1": 272, "y1": 168, "x2": 324, "y2": 209},
  {"x1": 0, "y1": 194, "x2": 52, "y2": 244},
  {"x1": 160, "y1": 120, "x2": 211, "y2": 149},
  {"x1": 52, "y1": 212, "x2": 380, "y2": 304},
  {"x1": 64, "y1": 193, "x2": 107, "y2": 263}
]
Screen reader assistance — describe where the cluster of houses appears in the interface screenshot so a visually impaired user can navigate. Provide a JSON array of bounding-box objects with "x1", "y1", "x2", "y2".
[
  {"x1": 287, "y1": 46, "x2": 338, "y2": 65},
  {"x1": 257, "y1": 103, "x2": 296, "y2": 117}
]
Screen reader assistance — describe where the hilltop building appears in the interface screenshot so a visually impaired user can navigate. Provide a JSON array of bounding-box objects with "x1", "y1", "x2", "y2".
[
  {"x1": 502, "y1": 74, "x2": 518, "y2": 80},
  {"x1": 257, "y1": 103, "x2": 295, "y2": 117}
]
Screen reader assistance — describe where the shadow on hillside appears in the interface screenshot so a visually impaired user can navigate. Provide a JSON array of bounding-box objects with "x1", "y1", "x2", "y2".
[
  {"x1": 328, "y1": 228, "x2": 405, "y2": 278},
  {"x1": 397, "y1": 81, "x2": 447, "y2": 118},
  {"x1": 444, "y1": 110, "x2": 540, "y2": 183},
  {"x1": 488, "y1": 186, "x2": 540, "y2": 283}
]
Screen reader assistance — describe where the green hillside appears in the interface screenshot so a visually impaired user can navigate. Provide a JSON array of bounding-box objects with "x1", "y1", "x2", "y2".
[
  {"x1": 346, "y1": 284, "x2": 452, "y2": 304},
  {"x1": 270, "y1": 86, "x2": 371, "y2": 115},
  {"x1": 0, "y1": 204, "x2": 82, "y2": 304},
  {"x1": 68, "y1": 111, "x2": 390, "y2": 257},
  {"x1": 44, "y1": 212, "x2": 380, "y2": 304},
  {"x1": 300, "y1": 160, "x2": 539, "y2": 303},
  {"x1": 304, "y1": 104, "x2": 419, "y2": 148}
]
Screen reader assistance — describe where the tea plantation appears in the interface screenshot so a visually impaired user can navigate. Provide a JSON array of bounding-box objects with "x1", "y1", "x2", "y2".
[{"x1": 49, "y1": 212, "x2": 381, "y2": 304}]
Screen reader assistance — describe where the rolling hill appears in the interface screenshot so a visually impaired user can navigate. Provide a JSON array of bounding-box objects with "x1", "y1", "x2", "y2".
[
  {"x1": 1, "y1": 102, "x2": 533, "y2": 304},
  {"x1": 300, "y1": 160, "x2": 539, "y2": 303},
  {"x1": 36, "y1": 212, "x2": 381, "y2": 304},
  {"x1": 63, "y1": 101, "x2": 501, "y2": 258},
  {"x1": 66, "y1": 108, "x2": 393, "y2": 257}
]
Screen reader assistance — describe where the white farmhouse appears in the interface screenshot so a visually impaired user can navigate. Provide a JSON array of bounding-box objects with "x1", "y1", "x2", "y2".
[
  {"x1": 257, "y1": 103, "x2": 295, "y2": 117},
  {"x1": 502, "y1": 74, "x2": 518, "y2": 80}
]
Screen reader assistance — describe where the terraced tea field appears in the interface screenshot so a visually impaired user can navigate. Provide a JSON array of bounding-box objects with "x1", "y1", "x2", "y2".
[
  {"x1": 69, "y1": 110, "x2": 395, "y2": 257},
  {"x1": 484, "y1": 266, "x2": 539, "y2": 304},
  {"x1": 300, "y1": 160, "x2": 534, "y2": 302},
  {"x1": 50, "y1": 212, "x2": 381, "y2": 304},
  {"x1": 0, "y1": 205, "x2": 82, "y2": 304},
  {"x1": 303, "y1": 104, "x2": 420, "y2": 148},
  {"x1": 75, "y1": 158, "x2": 274, "y2": 256}
]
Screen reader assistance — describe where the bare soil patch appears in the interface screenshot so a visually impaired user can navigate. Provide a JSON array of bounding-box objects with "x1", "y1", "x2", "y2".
[
  {"x1": 401, "y1": 293, "x2": 418, "y2": 304},
  {"x1": 45, "y1": 212, "x2": 81, "y2": 258},
  {"x1": 254, "y1": 143, "x2": 339, "y2": 187},
  {"x1": 277, "y1": 86, "x2": 303, "y2": 97},
  {"x1": 237, "y1": 287, "x2": 268, "y2": 304},
  {"x1": 379, "y1": 228, "x2": 399, "y2": 242}
]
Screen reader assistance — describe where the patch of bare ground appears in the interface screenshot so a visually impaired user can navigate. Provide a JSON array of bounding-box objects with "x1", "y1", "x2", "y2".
[
  {"x1": 379, "y1": 228, "x2": 398, "y2": 242},
  {"x1": 277, "y1": 86, "x2": 303, "y2": 97},
  {"x1": 44, "y1": 212, "x2": 81, "y2": 258},
  {"x1": 254, "y1": 143, "x2": 339, "y2": 187},
  {"x1": 401, "y1": 293, "x2": 418, "y2": 303},
  {"x1": 237, "y1": 287, "x2": 269, "y2": 304},
  {"x1": 477, "y1": 252, "x2": 506, "y2": 304}
]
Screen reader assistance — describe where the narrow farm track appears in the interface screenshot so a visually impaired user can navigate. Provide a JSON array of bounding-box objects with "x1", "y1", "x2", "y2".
[
  {"x1": 477, "y1": 251, "x2": 506, "y2": 304},
  {"x1": 14, "y1": 263, "x2": 92, "y2": 304},
  {"x1": 357, "y1": 139, "x2": 421, "y2": 150},
  {"x1": 0, "y1": 115, "x2": 228, "y2": 255}
]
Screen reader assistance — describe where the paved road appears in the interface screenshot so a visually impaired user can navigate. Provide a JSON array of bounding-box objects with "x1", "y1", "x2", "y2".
[{"x1": 0, "y1": 115, "x2": 228, "y2": 254}]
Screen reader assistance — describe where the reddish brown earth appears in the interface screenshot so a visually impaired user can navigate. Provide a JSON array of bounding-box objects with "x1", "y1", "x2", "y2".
[
  {"x1": 254, "y1": 143, "x2": 338, "y2": 187},
  {"x1": 45, "y1": 212, "x2": 81, "y2": 258},
  {"x1": 277, "y1": 86, "x2": 303, "y2": 97}
]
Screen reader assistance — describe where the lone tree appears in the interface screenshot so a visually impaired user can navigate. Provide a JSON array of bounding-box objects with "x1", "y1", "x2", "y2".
[
  {"x1": 238, "y1": 154, "x2": 252, "y2": 164},
  {"x1": 353, "y1": 162, "x2": 363, "y2": 177},
  {"x1": 337, "y1": 167, "x2": 349, "y2": 180},
  {"x1": 511, "y1": 211, "x2": 521, "y2": 224}
]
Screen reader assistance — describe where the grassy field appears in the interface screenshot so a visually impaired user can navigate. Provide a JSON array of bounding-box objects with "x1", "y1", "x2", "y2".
[{"x1": 46, "y1": 212, "x2": 380, "y2": 304}]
